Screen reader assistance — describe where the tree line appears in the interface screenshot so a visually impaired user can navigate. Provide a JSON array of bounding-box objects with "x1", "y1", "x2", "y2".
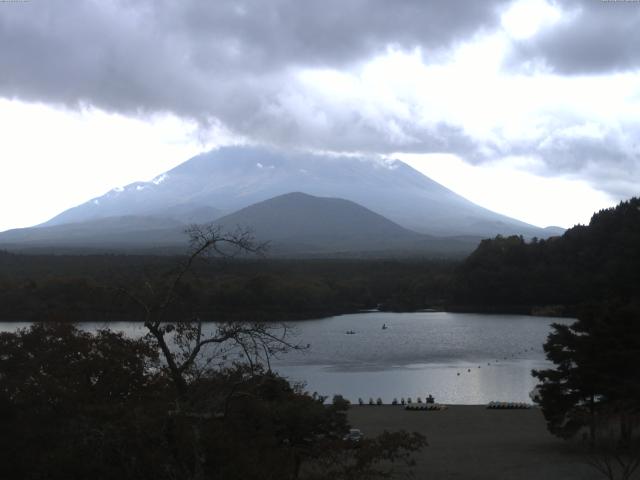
[
  {"x1": 0, "y1": 252, "x2": 455, "y2": 322},
  {"x1": 452, "y1": 197, "x2": 640, "y2": 315}
]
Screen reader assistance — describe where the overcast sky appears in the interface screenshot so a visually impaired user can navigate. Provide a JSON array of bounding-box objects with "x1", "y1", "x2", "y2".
[{"x1": 1, "y1": 0, "x2": 638, "y2": 232}]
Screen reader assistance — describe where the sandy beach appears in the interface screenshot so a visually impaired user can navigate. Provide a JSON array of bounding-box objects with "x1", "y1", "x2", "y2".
[{"x1": 348, "y1": 405, "x2": 603, "y2": 480}]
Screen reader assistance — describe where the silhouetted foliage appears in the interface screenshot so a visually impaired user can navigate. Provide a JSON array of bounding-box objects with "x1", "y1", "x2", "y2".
[
  {"x1": 533, "y1": 302, "x2": 640, "y2": 479},
  {"x1": 0, "y1": 225, "x2": 428, "y2": 479},
  {"x1": 0, "y1": 254, "x2": 456, "y2": 322},
  {"x1": 0, "y1": 324, "x2": 426, "y2": 479},
  {"x1": 533, "y1": 302, "x2": 640, "y2": 439},
  {"x1": 0, "y1": 323, "x2": 167, "y2": 480},
  {"x1": 454, "y1": 198, "x2": 640, "y2": 313}
]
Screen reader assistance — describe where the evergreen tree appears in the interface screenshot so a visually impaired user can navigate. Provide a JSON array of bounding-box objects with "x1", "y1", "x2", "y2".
[{"x1": 533, "y1": 302, "x2": 640, "y2": 441}]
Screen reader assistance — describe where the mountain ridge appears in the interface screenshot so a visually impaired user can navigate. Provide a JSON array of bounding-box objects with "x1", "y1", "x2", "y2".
[
  {"x1": 0, "y1": 146, "x2": 566, "y2": 256},
  {"x1": 0, "y1": 192, "x2": 481, "y2": 257},
  {"x1": 39, "y1": 146, "x2": 557, "y2": 238}
]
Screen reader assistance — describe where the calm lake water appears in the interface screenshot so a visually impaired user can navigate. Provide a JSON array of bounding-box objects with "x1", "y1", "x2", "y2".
[
  {"x1": 272, "y1": 311, "x2": 572, "y2": 404},
  {"x1": 0, "y1": 311, "x2": 572, "y2": 405}
]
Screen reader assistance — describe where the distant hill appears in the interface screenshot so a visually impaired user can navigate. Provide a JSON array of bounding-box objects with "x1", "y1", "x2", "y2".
[
  {"x1": 38, "y1": 146, "x2": 559, "y2": 238},
  {"x1": 453, "y1": 197, "x2": 640, "y2": 312},
  {"x1": 212, "y1": 192, "x2": 478, "y2": 255}
]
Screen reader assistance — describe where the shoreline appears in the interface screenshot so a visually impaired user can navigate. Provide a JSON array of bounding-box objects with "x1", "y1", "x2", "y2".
[{"x1": 0, "y1": 306, "x2": 575, "y2": 323}]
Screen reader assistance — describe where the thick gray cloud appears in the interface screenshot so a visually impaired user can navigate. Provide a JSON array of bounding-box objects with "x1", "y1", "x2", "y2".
[
  {"x1": 0, "y1": 0, "x2": 506, "y2": 118},
  {"x1": 515, "y1": 130, "x2": 640, "y2": 199},
  {"x1": 550, "y1": 134, "x2": 638, "y2": 198},
  {"x1": 508, "y1": 0, "x2": 640, "y2": 74},
  {"x1": 1, "y1": 0, "x2": 639, "y2": 201},
  {"x1": 0, "y1": 0, "x2": 513, "y2": 157}
]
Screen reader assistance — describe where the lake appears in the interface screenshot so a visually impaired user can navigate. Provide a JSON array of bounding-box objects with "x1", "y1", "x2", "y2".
[
  {"x1": 271, "y1": 311, "x2": 571, "y2": 404},
  {"x1": 0, "y1": 311, "x2": 572, "y2": 405}
]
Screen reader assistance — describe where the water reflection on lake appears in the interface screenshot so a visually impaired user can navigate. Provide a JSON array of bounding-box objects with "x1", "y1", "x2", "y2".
[
  {"x1": 0, "y1": 311, "x2": 573, "y2": 405},
  {"x1": 273, "y1": 311, "x2": 571, "y2": 405}
]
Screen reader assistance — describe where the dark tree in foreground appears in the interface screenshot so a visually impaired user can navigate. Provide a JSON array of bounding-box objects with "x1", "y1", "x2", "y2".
[
  {"x1": 533, "y1": 302, "x2": 640, "y2": 479},
  {"x1": 118, "y1": 224, "x2": 293, "y2": 385},
  {"x1": 0, "y1": 225, "x2": 427, "y2": 479},
  {"x1": 119, "y1": 224, "x2": 302, "y2": 478},
  {"x1": 0, "y1": 323, "x2": 425, "y2": 480},
  {"x1": 0, "y1": 323, "x2": 166, "y2": 480}
]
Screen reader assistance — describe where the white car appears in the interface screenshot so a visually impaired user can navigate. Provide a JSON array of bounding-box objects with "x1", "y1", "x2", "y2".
[{"x1": 343, "y1": 428, "x2": 363, "y2": 442}]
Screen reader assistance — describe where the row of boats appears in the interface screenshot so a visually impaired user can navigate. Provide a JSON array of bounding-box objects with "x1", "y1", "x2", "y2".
[
  {"x1": 486, "y1": 401, "x2": 532, "y2": 409},
  {"x1": 357, "y1": 400, "x2": 533, "y2": 409},
  {"x1": 405, "y1": 404, "x2": 447, "y2": 411}
]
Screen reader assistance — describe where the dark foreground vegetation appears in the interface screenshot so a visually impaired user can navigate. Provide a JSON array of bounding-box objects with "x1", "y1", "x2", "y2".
[
  {"x1": 0, "y1": 227, "x2": 426, "y2": 479},
  {"x1": 0, "y1": 323, "x2": 425, "y2": 480},
  {"x1": 533, "y1": 301, "x2": 640, "y2": 480}
]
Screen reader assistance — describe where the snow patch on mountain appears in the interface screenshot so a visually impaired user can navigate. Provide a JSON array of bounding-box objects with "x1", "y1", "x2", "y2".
[{"x1": 152, "y1": 173, "x2": 169, "y2": 185}]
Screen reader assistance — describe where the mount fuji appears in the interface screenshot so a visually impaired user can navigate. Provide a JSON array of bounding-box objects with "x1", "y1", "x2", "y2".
[{"x1": 0, "y1": 147, "x2": 563, "y2": 255}]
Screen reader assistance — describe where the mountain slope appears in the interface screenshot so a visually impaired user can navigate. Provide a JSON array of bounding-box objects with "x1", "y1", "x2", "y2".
[
  {"x1": 40, "y1": 146, "x2": 555, "y2": 238},
  {"x1": 0, "y1": 216, "x2": 188, "y2": 251},
  {"x1": 213, "y1": 192, "x2": 424, "y2": 253}
]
